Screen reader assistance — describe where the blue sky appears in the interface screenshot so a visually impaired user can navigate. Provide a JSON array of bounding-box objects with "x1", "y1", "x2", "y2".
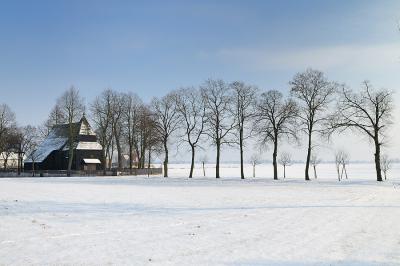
[{"x1": 1, "y1": 0, "x2": 400, "y2": 160}]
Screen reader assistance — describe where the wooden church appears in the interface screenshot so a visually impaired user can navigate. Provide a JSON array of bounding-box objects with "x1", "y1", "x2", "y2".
[{"x1": 24, "y1": 116, "x2": 103, "y2": 171}]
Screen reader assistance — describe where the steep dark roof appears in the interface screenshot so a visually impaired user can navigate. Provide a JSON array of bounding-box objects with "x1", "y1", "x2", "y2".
[{"x1": 26, "y1": 116, "x2": 101, "y2": 163}]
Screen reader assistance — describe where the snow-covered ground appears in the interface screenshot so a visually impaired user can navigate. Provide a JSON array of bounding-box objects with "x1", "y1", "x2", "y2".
[{"x1": 1, "y1": 163, "x2": 400, "y2": 265}]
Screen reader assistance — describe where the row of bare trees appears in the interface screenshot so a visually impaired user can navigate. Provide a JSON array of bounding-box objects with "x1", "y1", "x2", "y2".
[{"x1": 0, "y1": 68, "x2": 394, "y2": 181}]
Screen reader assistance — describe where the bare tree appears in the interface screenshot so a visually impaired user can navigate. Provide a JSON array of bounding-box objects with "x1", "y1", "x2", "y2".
[
  {"x1": 0, "y1": 104, "x2": 16, "y2": 156},
  {"x1": 278, "y1": 152, "x2": 292, "y2": 179},
  {"x1": 139, "y1": 105, "x2": 152, "y2": 169},
  {"x1": 290, "y1": 69, "x2": 336, "y2": 181},
  {"x1": 37, "y1": 123, "x2": 52, "y2": 139},
  {"x1": 335, "y1": 151, "x2": 342, "y2": 181},
  {"x1": 381, "y1": 154, "x2": 391, "y2": 180},
  {"x1": 145, "y1": 111, "x2": 163, "y2": 173},
  {"x1": 250, "y1": 153, "x2": 261, "y2": 178},
  {"x1": 0, "y1": 104, "x2": 16, "y2": 133},
  {"x1": 15, "y1": 125, "x2": 39, "y2": 175},
  {"x1": 175, "y1": 87, "x2": 207, "y2": 178},
  {"x1": 0, "y1": 128, "x2": 19, "y2": 170},
  {"x1": 110, "y1": 92, "x2": 125, "y2": 170},
  {"x1": 334, "y1": 150, "x2": 347, "y2": 181},
  {"x1": 44, "y1": 104, "x2": 66, "y2": 134},
  {"x1": 49, "y1": 104, "x2": 66, "y2": 125},
  {"x1": 201, "y1": 79, "x2": 236, "y2": 179},
  {"x1": 254, "y1": 90, "x2": 298, "y2": 180},
  {"x1": 200, "y1": 154, "x2": 208, "y2": 177},
  {"x1": 340, "y1": 150, "x2": 349, "y2": 180},
  {"x1": 91, "y1": 89, "x2": 114, "y2": 171},
  {"x1": 57, "y1": 86, "x2": 85, "y2": 173},
  {"x1": 310, "y1": 153, "x2": 321, "y2": 179},
  {"x1": 134, "y1": 105, "x2": 159, "y2": 169},
  {"x1": 26, "y1": 148, "x2": 42, "y2": 176},
  {"x1": 25, "y1": 133, "x2": 43, "y2": 177},
  {"x1": 151, "y1": 92, "x2": 181, "y2": 177},
  {"x1": 231, "y1": 81, "x2": 258, "y2": 179},
  {"x1": 122, "y1": 92, "x2": 142, "y2": 172},
  {"x1": 331, "y1": 81, "x2": 394, "y2": 181}
]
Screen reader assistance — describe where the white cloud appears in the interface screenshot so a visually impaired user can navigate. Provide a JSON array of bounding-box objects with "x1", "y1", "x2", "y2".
[{"x1": 217, "y1": 43, "x2": 400, "y2": 72}]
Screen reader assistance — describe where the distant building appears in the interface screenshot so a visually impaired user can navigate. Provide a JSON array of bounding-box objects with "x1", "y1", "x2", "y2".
[
  {"x1": 0, "y1": 152, "x2": 19, "y2": 169},
  {"x1": 122, "y1": 153, "x2": 139, "y2": 168},
  {"x1": 110, "y1": 153, "x2": 139, "y2": 169},
  {"x1": 24, "y1": 116, "x2": 103, "y2": 171}
]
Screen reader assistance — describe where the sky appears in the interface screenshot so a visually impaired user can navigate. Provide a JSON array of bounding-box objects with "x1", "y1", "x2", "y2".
[{"x1": 0, "y1": 0, "x2": 400, "y2": 162}]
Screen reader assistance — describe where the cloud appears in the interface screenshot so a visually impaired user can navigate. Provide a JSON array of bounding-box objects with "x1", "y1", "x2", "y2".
[{"x1": 216, "y1": 43, "x2": 400, "y2": 72}]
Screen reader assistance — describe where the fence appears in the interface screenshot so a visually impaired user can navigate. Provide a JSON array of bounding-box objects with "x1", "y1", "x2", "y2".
[{"x1": 0, "y1": 168, "x2": 162, "y2": 178}]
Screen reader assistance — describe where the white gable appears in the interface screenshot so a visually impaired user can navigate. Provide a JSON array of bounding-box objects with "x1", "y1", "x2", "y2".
[{"x1": 79, "y1": 121, "x2": 96, "y2": 136}]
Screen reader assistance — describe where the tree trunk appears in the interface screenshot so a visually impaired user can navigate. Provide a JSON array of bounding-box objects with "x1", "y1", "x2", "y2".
[
  {"x1": 202, "y1": 161, "x2": 205, "y2": 177},
  {"x1": 216, "y1": 141, "x2": 220, "y2": 179},
  {"x1": 67, "y1": 141, "x2": 73, "y2": 176},
  {"x1": 141, "y1": 137, "x2": 146, "y2": 169},
  {"x1": 189, "y1": 145, "x2": 195, "y2": 178},
  {"x1": 272, "y1": 138, "x2": 278, "y2": 180},
  {"x1": 17, "y1": 153, "x2": 21, "y2": 176},
  {"x1": 340, "y1": 164, "x2": 344, "y2": 180},
  {"x1": 374, "y1": 138, "x2": 383, "y2": 182},
  {"x1": 253, "y1": 163, "x2": 255, "y2": 178},
  {"x1": 336, "y1": 165, "x2": 341, "y2": 181},
  {"x1": 313, "y1": 165, "x2": 317, "y2": 179},
  {"x1": 139, "y1": 136, "x2": 146, "y2": 169},
  {"x1": 135, "y1": 146, "x2": 141, "y2": 169},
  {"x1": 163, "y1": 140, "x2": 168, "y2": 177},
  {"x1": 147, "y1": 147, "x2": 151, "y2": 177},
  {"x1": 305, "y1": 132, "x2": 312, "y2": 181},
  {"x1": 283, "y1": 165, "x2": 286, "y2": 179},
  {"x1": 105, "y1": 140, "x2": 111, "y2": 170},
  {"x1": 107, "y1": 147, "x2": 112, "y2": 170},
  {"x1": 140, "y1": 151, "x2": 145, "y2": 169},
  {"x1": 239, "y1": 127, "x2": 244, "y2": 179},
  {"x1": 102, "y1": 149, "x2": 107, "y2": 175},
  {"x1": 129, "y1": 142, "x2": 133, "y2": 174},
  {"x1": 67, "y1": 123, "x2": 74, "y2": 175},
  {"x1": 115, "y1": 136, "x2": 123, "y2": 170},
  {"x1": 109, "y1": 140, "x2": 114, "y2": 170},
  {"x1": 67, "y1": 148, "x2": 73, "y2": 175}
]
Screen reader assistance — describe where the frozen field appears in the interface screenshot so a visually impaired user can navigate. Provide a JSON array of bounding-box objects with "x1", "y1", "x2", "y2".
[{"x1": 1, "y1": 163, "x2": 400, "y2": 265}]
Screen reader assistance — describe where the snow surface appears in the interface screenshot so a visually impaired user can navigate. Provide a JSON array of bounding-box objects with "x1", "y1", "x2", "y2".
[
  {"x1": 76, "y1": 141, "x2": 103, "y2": 150},
  {"x1": 1, "y1": 163, "x2": 400, "y2": 265},
  {"x1": 82, "y1": 158, "x2": 102, "y2": 164}
]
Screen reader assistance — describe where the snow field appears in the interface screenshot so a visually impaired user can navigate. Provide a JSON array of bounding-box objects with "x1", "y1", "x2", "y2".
[{"x1": 1, "y1": 163, "x2": 400, "y2": 265}]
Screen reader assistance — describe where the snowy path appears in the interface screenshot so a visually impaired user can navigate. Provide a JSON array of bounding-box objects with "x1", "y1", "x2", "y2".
[{"x1": 1, "y1": 176, "x2": 400, "y2": 265}]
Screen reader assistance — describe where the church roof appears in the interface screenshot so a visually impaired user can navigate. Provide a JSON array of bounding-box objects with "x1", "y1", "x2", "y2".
[{"x1": 25, "y1": 116, "x2": 102, "y2": 163}]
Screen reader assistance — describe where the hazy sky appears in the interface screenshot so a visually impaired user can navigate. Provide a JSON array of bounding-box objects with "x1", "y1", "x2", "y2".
[{"x1": 1, "y1": 0, "x2": 399, "y2": 162}]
